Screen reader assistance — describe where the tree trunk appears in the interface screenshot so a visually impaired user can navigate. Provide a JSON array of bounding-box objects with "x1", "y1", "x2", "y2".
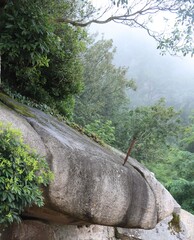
[
  {"x1": 0, "y1": 0, "x2": 7, "y2": 88},
  {"x1": 0, "y1": 0, "x2": 7, "y2": 9},
  {"x1": 123, "y1": 137, "x2": 136, "y2": 166},
  {"x1": 0, "y1": 55, "x2": 1, "y2": 86},
  {"x1": 0, "y1": 0, "x2": 7, "y2": 87}
]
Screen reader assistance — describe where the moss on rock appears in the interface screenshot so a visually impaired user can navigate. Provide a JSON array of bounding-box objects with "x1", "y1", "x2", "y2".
[
  {"x1": 0, "y1": 92, "x2": 35, "y2": 118},
  {"x1": 168, "y1": 213, "x2": 181, "y2": 233}
]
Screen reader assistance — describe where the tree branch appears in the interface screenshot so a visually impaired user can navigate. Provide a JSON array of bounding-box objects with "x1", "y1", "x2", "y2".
[{"x1": 57, "y1": 0, "x2": 182, "y2": 27}]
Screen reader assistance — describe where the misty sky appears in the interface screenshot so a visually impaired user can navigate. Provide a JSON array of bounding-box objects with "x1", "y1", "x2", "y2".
[{"x1": 89, "y1": 21, "x2": 194, "y2": 114}]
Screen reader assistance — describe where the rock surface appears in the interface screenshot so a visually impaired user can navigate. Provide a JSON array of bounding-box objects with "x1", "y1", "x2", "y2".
[
  {"x1": 1, "y1": 210, "x2": 194, "y2": 240},
  {"x1": 0, "y1": 94, "x2": 192, "y2": 239}
]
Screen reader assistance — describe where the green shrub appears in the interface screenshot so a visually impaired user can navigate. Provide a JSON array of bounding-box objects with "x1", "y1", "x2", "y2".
[
  {"x1": 0, "y1": 122, "x2": 53, "y2": 226},
  {"x1": 0, "y1": 0, "x2": 86, "y2": 110},
  {"x1": 85, "y1": 120, "x2": 115, "y2": 145}
]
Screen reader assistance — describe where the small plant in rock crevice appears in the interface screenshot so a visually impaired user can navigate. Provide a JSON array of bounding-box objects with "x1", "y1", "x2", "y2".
[{"x1": 168, "y1": 213, "x2": 181, "y2": 234}]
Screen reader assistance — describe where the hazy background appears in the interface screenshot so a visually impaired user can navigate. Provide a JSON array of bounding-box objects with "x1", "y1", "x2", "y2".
[{"x1": 89, "y1": 21, "x2": 194, "y2": 119}]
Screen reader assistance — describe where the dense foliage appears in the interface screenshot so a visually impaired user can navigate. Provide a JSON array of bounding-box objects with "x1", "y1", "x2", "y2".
[
  {"x1": 0, "y1": 0, "x2": 87, "y2": 114},
  {"x1": 0, "y1": 122, "x2": 53, "y2": 225},
  {"x1": 120, "y1": 99, "x2": 181, "y2": 162},
  {"x1": 74, "y1": 38, "x2": 136, "y2": 130},
  {"x1": 85, "y1": 120, "x2": 115, "y2": 145},
  {"x1": 147, "y1": 148, "x2": 194, "y2": 214}
]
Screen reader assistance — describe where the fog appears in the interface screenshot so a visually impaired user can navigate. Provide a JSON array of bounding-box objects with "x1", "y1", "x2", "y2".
[{"x1": 89, "y1": 21, "x2": 194, "y2": 118}]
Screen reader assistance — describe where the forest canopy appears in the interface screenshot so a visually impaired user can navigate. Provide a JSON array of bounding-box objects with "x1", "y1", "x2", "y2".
[{"x1": 1, "y1": 0, "x2": 194, "y2": 55}]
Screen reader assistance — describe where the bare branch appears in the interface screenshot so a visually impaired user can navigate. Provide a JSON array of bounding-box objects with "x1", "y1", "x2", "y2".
[{"x1": 57, "y1": 0, "x2": 183, "y2": 27}]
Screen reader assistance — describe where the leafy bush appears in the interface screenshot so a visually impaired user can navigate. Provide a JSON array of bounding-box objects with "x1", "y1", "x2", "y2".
[
  {"x1": 146, "y1": 148, "x2": 194, "y2": 214},
  {"x1": 0, "y1": 122, "x2": 53, "y2": 226},
  {"x1": 116, "y1": 99, "x2": 181, "y2": 161},
  {"x1": 85, "y1": 120, "x2": 115, "y2": 144},
  {"x1": 165, "y1": 150, "x2": 194, "y2": 214},
  {"x1": 167, "y1": 178, "x2": 194, "y2": 214},
  {"x1": 0, "y1": 0, "x2": 86, "y2": 112}
]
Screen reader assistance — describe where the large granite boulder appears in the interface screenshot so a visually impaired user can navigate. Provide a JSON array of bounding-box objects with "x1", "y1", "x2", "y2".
[
  {"x1": 1, "y1": 210, "x2": 194, "y2": 240},
  {"x1": 0, "y1": 94, "x2": 179, "y2": 231}
]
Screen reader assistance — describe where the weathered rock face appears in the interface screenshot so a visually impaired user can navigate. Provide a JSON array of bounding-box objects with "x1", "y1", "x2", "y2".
[
  {"x1": 1, "y1": 210, "x2": 194, "y2": 240},
  {"x1": 1, "y1": 94, "x2": 191, "y2": 239},
  {"x1": 116, "y1": 209, "x2": 194, "y2": 240},
  {"x1": 1, "y1": 221, "x2": 116, "y2": 240}
]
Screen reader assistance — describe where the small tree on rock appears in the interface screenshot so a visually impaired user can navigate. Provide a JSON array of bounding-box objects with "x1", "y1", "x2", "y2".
[{"x1": 123, "y1": 99, "x2": 181, "y2": 165}]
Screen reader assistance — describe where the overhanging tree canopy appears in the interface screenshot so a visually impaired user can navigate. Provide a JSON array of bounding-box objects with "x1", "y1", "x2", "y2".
[
  {"x1": 1, "y1": 0, "x2": 194, "y2": 55},
  {"x1": 56, "y1": 0, "x2": 194, "y2": 55}
]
